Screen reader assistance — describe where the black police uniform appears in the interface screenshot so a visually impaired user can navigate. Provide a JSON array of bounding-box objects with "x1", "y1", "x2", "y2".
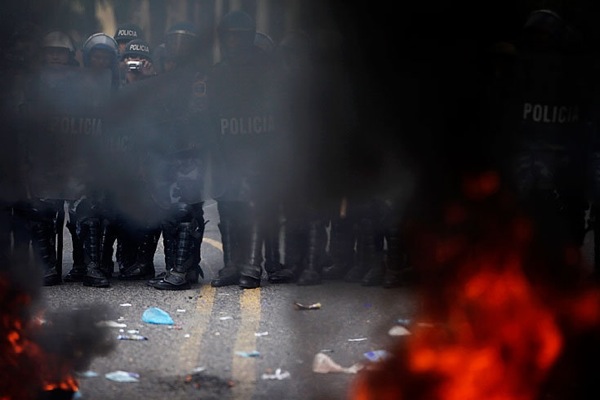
[
  {"x1": 502, "y1": 10, "x2": 592, "y2": 251},
  {"x1": 145, "y1": 22, "x2": 211, "y2": 290},
  {"x1": 209, "y1": 11, "x2": 291, "y2": 288}
]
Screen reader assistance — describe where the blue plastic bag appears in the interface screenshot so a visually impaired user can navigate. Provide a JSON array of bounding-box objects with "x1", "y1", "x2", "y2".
[{"x1": 142, "y1": 307, "x2": 174, "y2": 325}]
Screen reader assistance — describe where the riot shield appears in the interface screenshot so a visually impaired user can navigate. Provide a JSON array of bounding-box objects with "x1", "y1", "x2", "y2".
[
  {"x1": 110, "y1": 68, "x2": 224, "y2": 216},
  {"x1": 210, "y1": 57, "x2": 283, "y2": 203},
  {"x1": 23, "y1": 65, "x2": 112, "y2": 200}
]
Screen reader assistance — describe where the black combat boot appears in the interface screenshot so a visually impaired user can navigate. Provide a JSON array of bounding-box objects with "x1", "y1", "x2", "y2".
[
  {"x1": 361, "y1": 230, "x2": 385, "y2": 286},
  {"x1": 264, "y1": 220, "x2": 295, "y2": 284},
  {"x1": 382, "y1": 226, "x2": 410, "y2": 288},
  {"x1": 119, "y1": 227, "x2": 159, "y2": 280},
  {"x1": 239, "y1": 221, "x2": 264, "y2": 289},
  {"x1": 345, "y1": 217, "x2": 375, "y2": 282},
  {"x1": 116, "y1": 228, "x2": 138, "y2": 277},
  {"x1": 297, "y1": 220, "x2": 327, "y2": 286},
  {"x1": 148, "y1": 225, "x2": 175, "y2": 286},
  {"x1": 211, "y1": 219, "x2": 241, "y2": 287},
  {"x1": 98, "y1": 218, "x2": 118, "y2": 278},
  {"x1": 187, "y1": 203, "x2": 206, "y2": 284},
  {"x1": 31, "y1": 219, "x2": 61, "y2": 286},
  {"x1": 322, "y1": 217, "x2": 356, "y2": 279},
  {"x1": 149, "y1": 223, "x2": 202, "y2": 285},
  {"x1": 81, "y1": 218, "x2": 110, "y2": 288},
  {"x1": 151, "y1": 222, "x2": 200, "y2": 290},
  {"x1": 281, "y1": 218, "x2": 307, "y2": 281},
  {"x1": 63, "y1": 213, "x2": 87, "y2": 282}
]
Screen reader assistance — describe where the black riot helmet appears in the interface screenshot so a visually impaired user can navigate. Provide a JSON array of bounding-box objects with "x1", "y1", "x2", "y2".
[
  {"x1": 277, "y1": 30, "x2": 313, "y2": 75},
  {"x1": 114, "y1": 23, "x2": 143, "y2": 44},
  {"x1": 165, "y1": 21, "x2": 199, "y2": 63},
  {"x1": 217, "y1": 10, "x2": 256, "y2": 61},
  {"x1": 41, "y1": 30, "x2": 77, "y2": 66},
  {"x1": 82, "y1": 32, "x2": 118, "y2": 68},
  {"x1": 522, "y1": 9, "x2": 566, "y2": 51},
  {"x1": 254, "y1": 31, "x2": 275, "y2": 55},
  {"x1": 42, "y1": 31, "x2": 75, "y2": 53},
  {"x1": 122, "y1": 39, "x2": 152, "y2": 61}
]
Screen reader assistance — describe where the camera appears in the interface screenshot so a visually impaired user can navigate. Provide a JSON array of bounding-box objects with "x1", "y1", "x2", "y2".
[{"x1": 126, "y1": 60, "x2": 143, "y2": 71}]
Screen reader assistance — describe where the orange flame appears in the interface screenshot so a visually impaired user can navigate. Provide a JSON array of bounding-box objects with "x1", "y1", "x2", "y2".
[
  {"x1": 1, "y1": 273, "x2": 79, "y2": 399},
  {"x1": 408, "y1": 265, "x2": 562, "y2": 400},
  {"x1": 349, "y1": 172, "x2": 600, "y2": 400}
]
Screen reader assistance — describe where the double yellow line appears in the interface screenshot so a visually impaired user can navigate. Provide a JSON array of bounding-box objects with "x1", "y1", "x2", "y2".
[{"x1": 178, "y1": 238, "x2": 262, "y2": 399}]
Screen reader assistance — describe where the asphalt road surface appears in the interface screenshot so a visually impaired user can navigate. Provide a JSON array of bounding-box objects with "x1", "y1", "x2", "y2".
[{"x1": 40, "y1": 200, "x2": 420, "y2": 400}]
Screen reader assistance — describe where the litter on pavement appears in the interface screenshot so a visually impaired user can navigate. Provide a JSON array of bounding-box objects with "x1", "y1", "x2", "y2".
[
  {"x1": 105, "y1": 370, "x2": 140, "y2": 382},
  {"x1": 363, "y1": 350, "x2": 391, "y2": 362},
  {"x1": 117, "y1": 334, "x2": 148, "y2": 341},
  {"x1": 261, "y1": 368, "x2": 291, "y2": 380},
  {"x1": 312, "y1": 352, "x2": 363, "y2": 374},
  {"x1": 388, "y1": 325, "x2": 411, "y2": 336},
  {"x1": 347, "y1": 337, "x2": 368, "y2": 342},
  {"x1": 142, "y1": 307, "x2": 174, "y2": 325},
  {"x1": 96, "y1": 320, "x2": 127, "y2": 328},
  {"x1": 75, "y1": 371, "x2": 98, "y2": 378},
  {"x1": 294, "y1": 302, "x2": 321, "y2": 310},
  {"x1": 235, "y1": 350, "x2": 260, "y2": 358}
]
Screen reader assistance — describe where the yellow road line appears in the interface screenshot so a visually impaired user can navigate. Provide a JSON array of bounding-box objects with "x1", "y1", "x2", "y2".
[
  {"x1": 178, "y1": 285, "x2": 217, "y2": 372},
  {"x1": 202, "y1": 237, "x2": 223, "y2": 252},
  {"x1": 232, "y1": 288, "x2": 262, "y2": 399}
]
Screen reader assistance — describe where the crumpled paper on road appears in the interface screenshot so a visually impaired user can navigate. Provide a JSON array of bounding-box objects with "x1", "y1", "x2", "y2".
[{"x1": 312, "y1": 352, "x2": 363, "y2": 374}]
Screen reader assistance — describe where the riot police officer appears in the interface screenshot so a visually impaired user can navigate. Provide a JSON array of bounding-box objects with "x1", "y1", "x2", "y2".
[
  {"x1": 114, "y1": 23, "x2": 144, "y2": 54},
  {"x1": 20, "y1": 31, "x2": 114, "y2": 287},
  {"x1": 114, "y1": 23, "x2": 144, "y2": 86},
  {"x1": 209, "y1": 11, "x2": 292, "y2": 288},
  {"x1": 144, "y1": 22, "x2": 211, "y2": 290},
  {"x1": 120, "y1": 39, "x2": 156, "y2": 84},
  {"x1": 36, "y1": 30, "x2": 87, "y2": 284},
  {"x1": 501, "y1": 10, "x2": 592, "y2": 266},
  {"x1": 78, "y1": 32, "x2": 120, "y2": 287},
  {"x1": 102, "y1": 38, "x2": 162, "y2": 283}
]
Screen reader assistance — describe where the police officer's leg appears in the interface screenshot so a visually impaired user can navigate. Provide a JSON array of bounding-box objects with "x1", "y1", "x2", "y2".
[
  {"x1": 64, "y1": 201, "x2": 87, "y2": 282},
  {"x1": 264, "y1": 203, "x2": 295, "y2": 284},
  {"x1": 322, "y1": 214, "x2": 356, "y2": 280},
  {"x1": 28, "y1": 199, "x2": 61, "y2": 286},
  {"x1": 381, "y1": 224, "x2": 412, "y2": 288},
  {"x1": 238, "y1": 202, "x2": 265, "y2": 289},
  {"x1": 297, "y1": 216, "x2": 328, "y2": 286},
  {"x1": 345, "y1": 202, "x2": 378, "y2": 282},
  {"x1": 0, "y1": 202, "x2": 11, "y2": 267},
  {"x1": 11, "y1": 201, "x2": 32, "y2": 261},
  {"x1": 188, "y1": 201, "x2": 205, "y2": 283},
  {"x1": 211, "y1": 201, "x2": 242, "y2": 287},
  {"x1": 151, "y1": 204, "x2": 203, "y2": 290},
  {"x1": 78, "y1": 198, "x2": 110, "y2": 288},
  {"x1": 119, "y1": 221, "x2": 160, "y2": 280},
  {"x1": 115, "y1": 218, "x2": 139, "y2": 276},
  {"x1": 362, "y1": 200, "x2": 388, "y2": 286},
  {"x1": 98, "y1": 214, "x2": 118, "y2": 277},
  {"x1": 361, "y1": 229, "x2": 386, "y2": 286},
  {"x1": 279, "y1": 199, "x2": 308, "y2": 281}
]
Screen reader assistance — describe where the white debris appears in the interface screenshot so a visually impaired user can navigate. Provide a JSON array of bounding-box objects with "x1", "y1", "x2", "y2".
[
  {"x1": 96, "y1": 320, "x2": 127, "y2": 328},
  {"x1": 261, "y1": 368, "x2": 291, "y2": 380},
  {"x1": 388, "y1": 325, "x2": 411, "y2": 336},
  {"x1": 312, "y1": 353, "x2": 363, "y2": 374}
]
